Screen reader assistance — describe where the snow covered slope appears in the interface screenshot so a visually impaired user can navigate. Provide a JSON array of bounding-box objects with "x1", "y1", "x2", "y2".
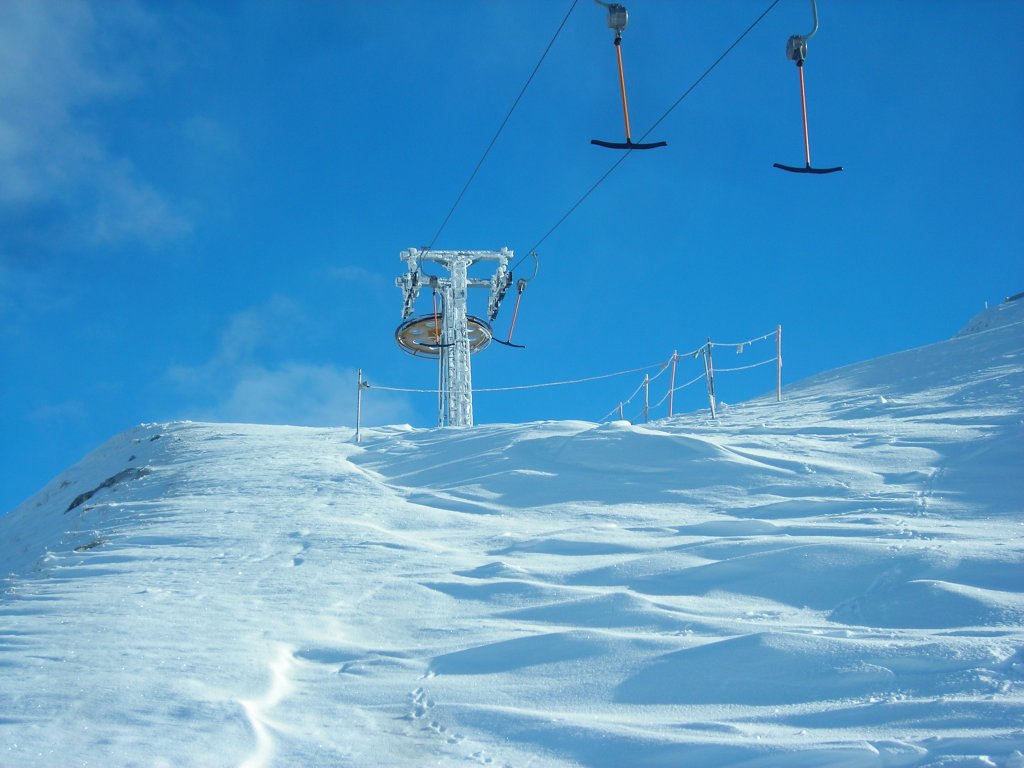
[{"x1": 2, "y1": 300, "x2": 1023, "y2": 767}]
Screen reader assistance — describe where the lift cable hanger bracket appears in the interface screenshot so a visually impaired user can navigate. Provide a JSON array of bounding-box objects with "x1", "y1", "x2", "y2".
[
  {"x1": 492, "y1": 251, "x2": 538, "y2": 348},
  {"x1": 591, "y1": 1, "x2": 667, "y2": 151}
]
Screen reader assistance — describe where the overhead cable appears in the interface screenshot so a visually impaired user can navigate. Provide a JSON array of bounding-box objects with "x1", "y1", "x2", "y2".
[
  {"x1": 514, "y1": 0, "x2": 782, "y2": 270},
  {"x1": 427, "y1": 0, "x2": 581, "y2": 252}
]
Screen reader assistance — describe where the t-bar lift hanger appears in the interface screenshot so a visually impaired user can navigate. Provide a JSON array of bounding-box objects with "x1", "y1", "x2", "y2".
[
  {"x1": 591, "y1": 1, "x2": 667, "y2": 151},
  {"x1": 773, "y1": 0, "x2": 843, "y2": 174},
  {"x1": 492, "y1": 251, "x2": 538, "y2": 349}
]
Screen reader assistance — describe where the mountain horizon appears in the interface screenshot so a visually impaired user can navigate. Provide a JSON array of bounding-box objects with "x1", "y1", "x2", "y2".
[{"x1": 2, "y1": 299, "x2": 1022, "y2": 767}]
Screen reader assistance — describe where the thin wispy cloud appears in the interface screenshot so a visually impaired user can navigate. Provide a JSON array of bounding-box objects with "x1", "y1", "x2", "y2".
[
  {"x1": 183, "y1": 115, "x2": 240, "y2": 157},
  {"x1": 326, "y1": 265, "x2": 392, "y2": 287},
  {"x1": 167, "y1": 298, "x2": 411, "y2": 427},
  {"x1": 201, "y1": 362, "x2": 377, "y2": 427},
  {"x1": 0, "y1": 0, "x2": 188, "y2": 261}
]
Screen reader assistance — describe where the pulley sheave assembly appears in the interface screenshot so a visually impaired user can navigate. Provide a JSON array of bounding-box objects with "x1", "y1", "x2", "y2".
[{"x1": 395, "y1": 314, "x2": 493, "y2": 357}]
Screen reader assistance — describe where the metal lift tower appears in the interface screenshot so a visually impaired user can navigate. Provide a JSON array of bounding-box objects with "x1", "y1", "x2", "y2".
[{"x1": 395, "y1": 248, "x2": 513, "y2": 427}]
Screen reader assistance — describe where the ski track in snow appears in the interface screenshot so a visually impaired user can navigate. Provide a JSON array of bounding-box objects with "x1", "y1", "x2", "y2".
[{"x1": 1, "y1": 300, "x2": 1023, "y2": 767}]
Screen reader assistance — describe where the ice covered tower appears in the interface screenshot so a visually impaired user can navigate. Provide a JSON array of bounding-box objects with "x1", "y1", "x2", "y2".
[{"x1": 395, "y1": 248, "x2": 513, "y2": 427}]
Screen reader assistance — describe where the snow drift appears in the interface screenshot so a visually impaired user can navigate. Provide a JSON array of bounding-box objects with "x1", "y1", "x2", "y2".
[{"x1": 2, "y1": 299, "x2": 1023, "y2": 767}]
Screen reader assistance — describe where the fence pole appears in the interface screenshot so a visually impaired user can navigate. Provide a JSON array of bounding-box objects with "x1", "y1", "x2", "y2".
[
  {"x1": 643, "y1": 374, "x2": 650, "y2": 423},
  {"x1": 668, "y1": 352, "x2": 678, "y2": 417},
  {"x1": 702, "y1": 341, "x2": 717, "y2": 419},
  {"x1": 776, "y1": 324, "x2": 783, "y2": 402},
  {"x1": 356, "y1": 368, "x2": 365, "y2": 443}
]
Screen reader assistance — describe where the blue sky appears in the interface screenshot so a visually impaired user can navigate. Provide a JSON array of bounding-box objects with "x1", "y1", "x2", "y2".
[{"x1": 2, "y1": 0, "x2": 1022, "y2": 514}]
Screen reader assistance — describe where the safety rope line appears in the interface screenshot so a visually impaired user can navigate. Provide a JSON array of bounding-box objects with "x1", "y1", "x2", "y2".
[
  {"x1": 512, "y1": 0, "x2": 782, "y2": 270},
  {"x1": 477, "y1": 361, "x2": 659, "y2": 391},
  {"x1": 621, "y1": 377, "x2": 651, "y2": 408},
  {"x1": 651, "y1": 370, "x2": 708, "y2": 410},
  {"x1": 598, "y1": 403, "x2": 624, "y2": 422},
  {"x1": 712, "y1": 357, "x2": 777, "y2": 374},
  {"x1": 598, "y1": 354, "x2": 680, "y2": 422},
  {"x1": 709, "y1": 330, "x2": 778, "y2": 349},
  {"x1": 366, "y1": 360, "x2": 663, "y2": 395},
  {"x1": 676, "y1": 344, "x2": 708, "y2": 360},
  {"x1": 367, "y1": 324, "x2": 780, "y2": 425},
  {"x1": 603, "y1": 326, "x2": 780, "y2": 420},
  {"x1": 427, "y1": 0, "x2": 580, "y2": 252},
  {"x1": 610, "y1": 354, "x2": 673, "y2": 405},
  {"x1": 648, "y1": 356, "x2": 674, "y2": 383}
]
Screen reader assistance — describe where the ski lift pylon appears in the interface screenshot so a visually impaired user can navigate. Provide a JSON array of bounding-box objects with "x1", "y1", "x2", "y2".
[
  {"x1": 591, "y1": 1, "x2": 667, "y2": 151},
  {"x1": 773, "y1": 0, "x2": 843, "y2": 174}
]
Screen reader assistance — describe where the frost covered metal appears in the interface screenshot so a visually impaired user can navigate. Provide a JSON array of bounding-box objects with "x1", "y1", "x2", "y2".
[{"x1": 395, "y1": 248, "x2": 513, "y2": 427}]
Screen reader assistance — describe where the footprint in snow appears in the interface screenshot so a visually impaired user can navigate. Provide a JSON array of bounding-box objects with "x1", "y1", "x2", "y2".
[{"x1": 408, "y1": 688, "x2": 464, "y2": 745}]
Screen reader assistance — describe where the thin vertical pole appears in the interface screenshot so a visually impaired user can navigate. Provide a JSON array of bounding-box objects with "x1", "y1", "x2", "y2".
[
  {"x1": 643, "y1": 374, "x2": 650, "y2": 423},
  {"x1": 776, "y1": 324, "x2": 783, "y2": 402},
  {"x1": 668, "y1": 352, "x2": 678, "y2": 417},
  {"x1": 798, "y1": 62, "x2": 811, "y2": 168},
  {"x1": 615, "y1": 37, "x2": 632, "y2": 143},
  {"x1": 618, "y1": 402, "x2": 624, "y2": 421},
  {"x1": 702, "y1": 341, "x2": 717, "y2": 419},
  {"x1": 356, "y1": 368, "x2": 364, "y2": 443}
]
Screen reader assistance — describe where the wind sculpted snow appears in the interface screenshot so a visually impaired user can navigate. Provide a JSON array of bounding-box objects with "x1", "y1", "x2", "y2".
[{"x1": 2, "y1": 300, "x2": 1023, "y2": 767}]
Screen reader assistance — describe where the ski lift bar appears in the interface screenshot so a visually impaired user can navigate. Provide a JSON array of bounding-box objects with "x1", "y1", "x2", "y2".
[
  {"x1": 774, "y1": 0, "x2": 842, "y2": 174},
  {"x1": 492, "y1": 251, "x2": 537, "y2": 348},
  {"x1": 591, "y1": 1, "x2": 667, "y2": 151}
]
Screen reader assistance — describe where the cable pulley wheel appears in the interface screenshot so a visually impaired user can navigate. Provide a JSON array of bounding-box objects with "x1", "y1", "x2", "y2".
[{"x1": 395, "y1": 314, "x2": 494, "y2": 358}]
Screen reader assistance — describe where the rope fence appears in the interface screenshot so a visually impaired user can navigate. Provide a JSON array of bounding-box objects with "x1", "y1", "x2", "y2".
[
  {"x1": 651, "y1": 370, "x2": 709, "y2": 411},
  {"x1": 356, "y1": 325, "x2": 781, "y2": 438},
  {"x1": 714, "y1": 357, "x2": 778, "y2": 374},
  {"x1": 367, "y1": 361, "x2": 663, "y2": 394}
]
